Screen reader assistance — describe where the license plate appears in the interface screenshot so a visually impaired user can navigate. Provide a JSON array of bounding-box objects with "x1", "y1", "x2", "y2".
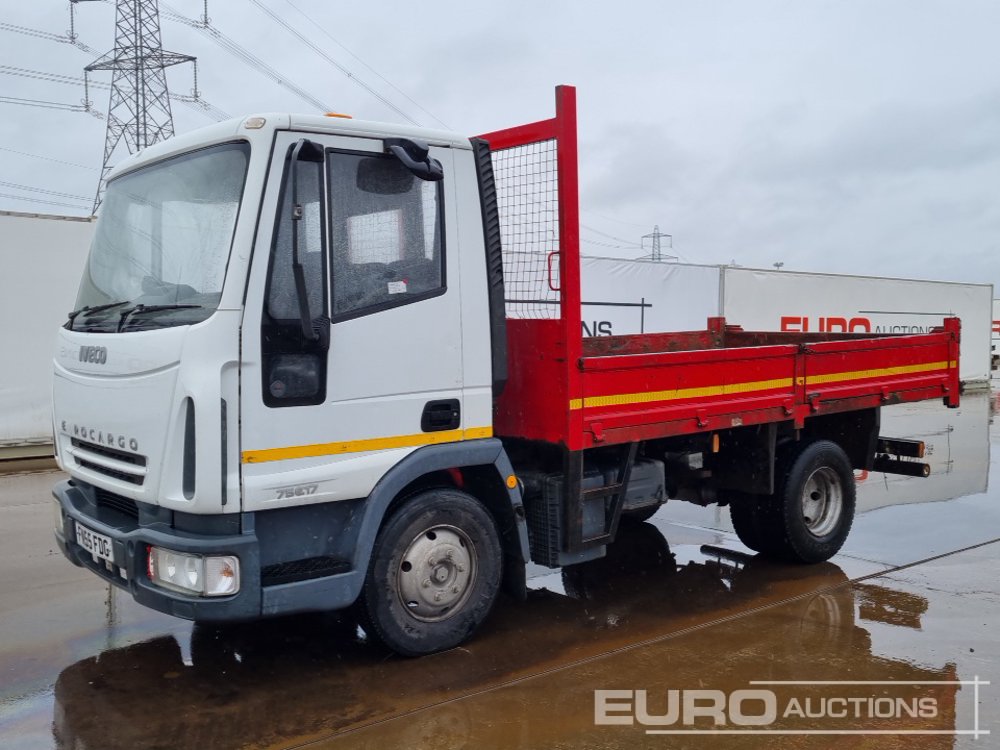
[{"x1": 75, "y1": 522, "x2": 114, "y2": 564}]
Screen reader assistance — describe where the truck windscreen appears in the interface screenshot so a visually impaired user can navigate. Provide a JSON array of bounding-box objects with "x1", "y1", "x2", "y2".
[{"x1": 70, "y1": 141, "x2": 250, "y2": 332}]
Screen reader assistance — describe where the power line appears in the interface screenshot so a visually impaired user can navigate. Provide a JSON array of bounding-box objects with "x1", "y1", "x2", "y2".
[
  {"x1": 581, "y1": 223, "x2": 642, "y2": 247},
  {"x1": 0, "y1": 95, "x2": 100, "y2": 116},
  {"x1": 280, "y1": 0, "x2": 448, "y2": 127},
  {"x1": 171, "y1": 94, "x2": 230, "y2": 121},
  {"x1": 0, "y1": 21, "x2": 69, "y2": 43},
  {"x1": 246, "y1": 0, "x2": 418, "y2": 125},
  {"x1": 0, "y1": 65, "x2": 229, "y2": 121},
  {"x1": 0, "y1": 20, "x2": 99, "y2": 55},
  {"x1": 0, "y1": 64, "x2": 92, "y2": 86},
  {"x1": 0, "y1": 181, "x2": 90, "y2": 201},
  {"x1": 581, "y1": 238, "x2": 643, "y2": 250},
  {"x1": 0, "y1": 146, "x2": 100, "y2": 171},
  {"x1": 0, "y1": 192, "x2": 91, "y2": 211},
  {"x1": 161, "y1": 2, "x2": 331, "y2": 112}
]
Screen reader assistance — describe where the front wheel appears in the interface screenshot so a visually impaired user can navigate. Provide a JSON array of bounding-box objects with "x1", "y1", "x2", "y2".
[{"x1": 360, "y1": 489, "x2": 502, "y2": 656}]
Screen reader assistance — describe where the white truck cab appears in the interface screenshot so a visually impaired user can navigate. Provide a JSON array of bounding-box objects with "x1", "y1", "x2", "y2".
[{"x1": 53, "y1": 113, "x2": 525, "y2": 655}]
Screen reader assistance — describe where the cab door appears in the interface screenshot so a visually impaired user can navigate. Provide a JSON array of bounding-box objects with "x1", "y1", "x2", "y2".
[{"x1": 240, "y1": 130, "x2": 466, "y2": 510}]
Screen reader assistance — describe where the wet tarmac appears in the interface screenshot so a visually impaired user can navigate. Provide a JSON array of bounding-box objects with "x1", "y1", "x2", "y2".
[{"x1": 1, "y1": 392, "x2": 998, "y2": 749}]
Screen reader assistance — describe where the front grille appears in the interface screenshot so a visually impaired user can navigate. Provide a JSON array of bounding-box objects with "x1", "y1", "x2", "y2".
[
  {"x1": 71, "y1": 439, "x2": 146, "y2": 467},
  {"x1": 261, "y1": 557, "x2": 350, "y2": 586},
  {"x1": 77, "y1": 458, "x2": 144, "y2": 485},
  {"x1": 70, "y1": 438, "x2": 147, "y2": 486},
  {"x1": 95, "y1": 488, "x2": 139, "y2": 520}
]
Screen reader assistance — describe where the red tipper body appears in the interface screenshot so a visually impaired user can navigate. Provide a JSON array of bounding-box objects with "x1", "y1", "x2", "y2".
[{"x1": 479, "y1": 86, "x2": 961, "y2": 451}]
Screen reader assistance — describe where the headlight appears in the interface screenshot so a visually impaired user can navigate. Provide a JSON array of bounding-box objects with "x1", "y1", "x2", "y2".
[{"x1": 147, "y1": 546, "x2": 240, "y2": 597}]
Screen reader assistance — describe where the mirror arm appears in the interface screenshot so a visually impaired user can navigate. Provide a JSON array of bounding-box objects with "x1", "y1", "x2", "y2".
[{"x1": 385, "y1": 139, "x2": 444, "y2": 182}]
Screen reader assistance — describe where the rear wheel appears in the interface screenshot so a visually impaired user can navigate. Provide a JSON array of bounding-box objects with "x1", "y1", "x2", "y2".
[
  {"x1": 731, "y1": 440, "x2": 855, "y2": 563},
  {"x1": 622, "y1": 502, "x2": 662, "y2": 523},
  {"x1": 360, "y1": 489, "x2": 502, "y2": 656},
  {"x1": 729, "y1": 492, "x2": 777, "y2": 554}
]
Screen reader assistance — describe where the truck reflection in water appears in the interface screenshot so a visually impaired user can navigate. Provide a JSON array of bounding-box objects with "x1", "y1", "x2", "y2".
[
  {"x1": 855, "y1": 390, "x2": 991, "y2": 512},
  {"x1": 53, "y1": 522, "x2": 959, "y2": 750}
]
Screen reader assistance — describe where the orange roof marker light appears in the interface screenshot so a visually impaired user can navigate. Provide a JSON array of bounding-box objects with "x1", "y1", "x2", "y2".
[{"x1": 324, "y1": 112, "x2": 353, "y2": 119}]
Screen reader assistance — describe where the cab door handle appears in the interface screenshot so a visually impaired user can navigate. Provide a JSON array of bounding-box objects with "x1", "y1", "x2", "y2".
[{"x1": 422, "y1": 399, "x2": 460, "y2": 432}]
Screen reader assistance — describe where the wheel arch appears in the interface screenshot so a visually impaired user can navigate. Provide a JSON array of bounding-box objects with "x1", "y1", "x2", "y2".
[
  {"x1": 351, "y1": 438, "x2": 529, "y2": 601},
  {"x1": 799, "y1": 407, "x2": 880, "y2": 471}
]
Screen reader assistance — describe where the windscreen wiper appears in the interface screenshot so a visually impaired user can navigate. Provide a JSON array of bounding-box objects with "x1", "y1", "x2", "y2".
[
  {"x1": 68, "y1": 300, "x2": 129, "y2": 324},
  {"x1": 117, "y1": 303, "x2": 203, "y2": 331}
]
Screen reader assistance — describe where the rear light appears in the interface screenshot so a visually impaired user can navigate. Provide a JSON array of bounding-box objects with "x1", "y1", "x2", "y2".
[{"x1": 147, "y1": 546, "x2": 240, "y2": 597}]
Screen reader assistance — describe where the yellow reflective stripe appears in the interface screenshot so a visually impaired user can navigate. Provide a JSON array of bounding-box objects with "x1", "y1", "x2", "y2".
[
  {"x1": 462, "y1": 426, "x2": 494, "y2": 440},
  {"x1": 242, "y1": 426, "x2": 493, "y2": 464},
  {"x1": 804, "y1": 360, "x2": 951, "y2": 386},
  {"x1": 569, "y1": 377, "x2": 794, "y2": 411},
  {"x1": 570, "y1": 360, "x2": 954, "y2": 411}
]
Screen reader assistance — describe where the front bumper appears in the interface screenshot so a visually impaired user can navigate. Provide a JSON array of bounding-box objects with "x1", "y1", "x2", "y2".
[{"x1": 53, "y1": 479, "x2": 262, "y2": 621}]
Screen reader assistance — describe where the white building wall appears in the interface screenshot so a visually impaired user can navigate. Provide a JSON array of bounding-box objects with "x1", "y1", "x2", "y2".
[
  {"x1": 579, "y1": 257, "x2": 720, "y2": 335},
  {"x1": 722, "y1": 267, "x2": 993, "y2": 383},
  {"x1": 0, "y1": 212, "x2": 93, "y2": 446},
  {"x1": 992, "y1": 299, "x2": 999, "y2": 379}
]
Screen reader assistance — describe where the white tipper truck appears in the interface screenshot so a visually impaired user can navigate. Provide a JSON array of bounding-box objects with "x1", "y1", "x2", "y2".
[{"x1": 52, "y1": 87, "x2": 956, "y2": 656}]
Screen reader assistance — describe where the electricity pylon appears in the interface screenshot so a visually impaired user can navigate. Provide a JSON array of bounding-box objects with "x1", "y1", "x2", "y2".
[{"x1": 75, "y1": 0, "x2": 196, "y2": 212}]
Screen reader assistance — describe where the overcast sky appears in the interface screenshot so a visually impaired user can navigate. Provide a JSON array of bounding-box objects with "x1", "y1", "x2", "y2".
[{"x1": 1, "y1": 0, "x2": 998, "y2": 288}]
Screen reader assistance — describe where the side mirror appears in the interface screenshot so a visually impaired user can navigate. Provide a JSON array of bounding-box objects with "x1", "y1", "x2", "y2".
[
  {"x1": 384, "y1": 138, "x2": 443, "y2": 182},
  {"x1": 357, "y1": 156, "x2": 415, "y2": 195}
]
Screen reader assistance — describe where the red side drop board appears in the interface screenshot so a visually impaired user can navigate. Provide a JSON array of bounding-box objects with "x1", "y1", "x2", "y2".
[{"x1": 480, "y1": 88, "x2": 961, "y2": 451}]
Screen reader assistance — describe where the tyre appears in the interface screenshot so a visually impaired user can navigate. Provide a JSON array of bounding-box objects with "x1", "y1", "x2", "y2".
[
  {"x1": 764, "y1": 439, "x2": 856, "y2": 563},
  {"x1": 622, "y1": 502, "x2": 662, "y2": 523},
  {"x1": 728, "y1": 491, "x2": 778, "y2": 554},
  {"x1": 360, "y1": 489, "x2": 502, "y2": 656},
  {"x1": 562, "y1": 521, "x2": 673, "y2": 600}
]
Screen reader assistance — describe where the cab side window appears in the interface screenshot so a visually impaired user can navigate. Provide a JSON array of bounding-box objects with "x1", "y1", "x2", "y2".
[
  {"x1": 260, "y1": 144, "x2": 327, "y2": 408},
  {"x1": 327, "y1": 151, "x2": 444, "y2": 320},
  {"x1": 266, "y1": 158, "x2": 325, "y2": 322}
]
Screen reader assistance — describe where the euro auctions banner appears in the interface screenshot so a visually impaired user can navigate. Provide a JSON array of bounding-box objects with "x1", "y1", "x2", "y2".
[
  {"x1": 723, "y1": 267, "x2": 993, "y2": 383},
  {"x1": 580, "y1": 257, "x2": 720, "y2": 336}
]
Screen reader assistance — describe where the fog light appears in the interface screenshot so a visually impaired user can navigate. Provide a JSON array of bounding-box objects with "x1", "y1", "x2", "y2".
[{"x1": 147, "y1": 547, "x2": 240, "y2": 597}]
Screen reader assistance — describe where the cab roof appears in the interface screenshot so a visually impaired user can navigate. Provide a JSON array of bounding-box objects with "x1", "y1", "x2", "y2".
[{"x1": 106, "y1": 113, "x2": 473, "y2": 182}]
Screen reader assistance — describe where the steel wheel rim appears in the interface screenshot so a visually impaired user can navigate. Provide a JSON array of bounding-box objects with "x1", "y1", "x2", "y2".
[
  {"x1": 397, "y1": 524, "x2": 477, "y2": 622},
  {"x1": 800, "y1": 466, "x2": 843, "y2": 538}
]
